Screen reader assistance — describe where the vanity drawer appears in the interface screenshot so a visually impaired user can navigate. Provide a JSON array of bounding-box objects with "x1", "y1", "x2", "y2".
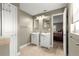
[
  {"x1": 40, "y1": 34, "x2": 50, "y2": 48},
  {"x1": 31, "y1": 33, "x2": 39, "y2": 45},
  {"x1": 69, "y1": 36, "x2": 79, "y2": 56}
]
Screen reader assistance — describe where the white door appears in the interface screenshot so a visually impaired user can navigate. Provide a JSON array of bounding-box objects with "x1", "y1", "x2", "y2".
[
  {"x1": 51, "y1": 13, "x2": 63, "y2": 48},
  {"x1": 63, "y1": 8, "x2": 67, "y2": 56}
]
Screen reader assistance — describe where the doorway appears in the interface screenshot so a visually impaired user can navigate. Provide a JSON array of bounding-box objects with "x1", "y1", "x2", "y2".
[{"x1": 51, "y1": 8, "x2": 67, "y2": 56}]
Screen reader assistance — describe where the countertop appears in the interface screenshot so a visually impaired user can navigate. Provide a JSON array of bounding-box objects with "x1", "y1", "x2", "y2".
[{"x1": 0, "y1": 37, "x2": 10, "y2": 46}]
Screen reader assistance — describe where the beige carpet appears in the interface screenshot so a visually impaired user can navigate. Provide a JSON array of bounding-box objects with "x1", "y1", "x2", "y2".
[{"x1": 20, "y1": 41, "x2": 64, "y2": 56}]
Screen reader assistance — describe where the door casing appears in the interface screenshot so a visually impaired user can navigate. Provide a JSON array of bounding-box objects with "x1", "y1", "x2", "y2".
[{"x1": 51, "y1": 8, "x2": 67, "y2": 56}]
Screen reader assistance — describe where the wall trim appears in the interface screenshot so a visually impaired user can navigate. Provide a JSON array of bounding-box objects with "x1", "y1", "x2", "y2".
[
  {"x1": 17, "y1": 43, "x2": 31, "y2": 56},
  {"x1": 20, "y1": 43, "x2": 31, "y2": 49}
]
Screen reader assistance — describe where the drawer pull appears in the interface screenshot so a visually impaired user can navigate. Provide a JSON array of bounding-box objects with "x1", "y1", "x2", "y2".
[
  {"x1": 76, "y1": 43, "x2": 79, "y2": 46},
  {"x1": 70, "y1": 36, "x2": 74, "y2": 39}
]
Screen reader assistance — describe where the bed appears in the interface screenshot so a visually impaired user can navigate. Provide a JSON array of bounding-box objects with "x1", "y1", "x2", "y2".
[{"x1": 54, "y1": 30, "x2": 63, "y2": 41}]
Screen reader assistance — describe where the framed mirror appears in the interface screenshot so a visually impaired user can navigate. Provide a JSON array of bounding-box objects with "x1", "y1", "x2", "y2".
[
  {"x1": 43, "y1": 19, "x2": 50, "y2": 32},
  {"x1": 43, "y1": 19, "x2": 50, "y2": 28},
  {"x1": 33, "y1": 19, "x2": 39, "y2": 32}
]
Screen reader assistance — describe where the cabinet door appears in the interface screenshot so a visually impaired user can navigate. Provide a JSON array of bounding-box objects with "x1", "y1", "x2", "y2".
[
  {"x1": 44, "y1": 36, "x2": 50, "y2": 48},
  {"x1": 31, "y1": 34, "x2": 39, "y2": 45},
  {"x1": 69, "y1": 38, "x2": 76, "y2": 56},
  {"x1": 69, "y1": 38, "x2": 79, "y2": 56},
  {"x1": 69, "y1": 34, "x2": 79, "y2": 56},
  {"x1": 40, "y1": 35, "x2": 50, "y2": 48},
  {"x1": 40, "y1": 35, "x2": 44, "y2": 46},
  {"x1": 31, "y1": 34, "x2": 36, "y2": 44}
]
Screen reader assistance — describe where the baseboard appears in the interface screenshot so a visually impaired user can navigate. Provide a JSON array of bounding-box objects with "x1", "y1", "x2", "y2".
[
  {"x1": 17, "y1": 43, "x2": 30, "y2": 56},
  {"x1": 20, "y1": 43, "x2": 31, "y2": 49},
  {"x1": 17, "y1": 51, "x2": 21, "y2": 56}
]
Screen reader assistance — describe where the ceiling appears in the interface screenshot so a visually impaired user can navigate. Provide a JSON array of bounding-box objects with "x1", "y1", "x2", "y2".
[{"x1": 20, "y1": 3, "x2": 67, "y2": 16}]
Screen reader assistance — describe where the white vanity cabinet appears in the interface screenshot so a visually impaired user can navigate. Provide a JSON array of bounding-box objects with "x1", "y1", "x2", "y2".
[
  {"x1": 40, "y1": 33, "x2": 51, "y2": 48},
  {"x1": 31, "y1": 32, "x2": 39, "y2": 46}
]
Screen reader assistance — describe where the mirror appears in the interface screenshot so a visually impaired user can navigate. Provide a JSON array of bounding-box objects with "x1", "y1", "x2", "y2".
[
  {"x1": 33, "y1": 19, "x2": 39, "y2": 32},
  {"x1": 33, "y1": 16, "x2": 50, "y2": 32},
  {"x1": 43, "y1": 18, "x2": 50, "y2": 32},
  {"x1": 43, "y1": 19, "x2": 50, "y2": 28}
]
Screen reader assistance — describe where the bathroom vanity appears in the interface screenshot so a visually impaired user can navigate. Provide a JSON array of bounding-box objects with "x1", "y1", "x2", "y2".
[
  {"x1": 40, "y1": 33, "x2": 51, "y2": 48},
  {"x1": 31, "y1": 32, "x2": 51, "y2": 48},
  {"x1": 31, "y1": 15, "x2": 51, "y2": 48},
  {"x1": 31, "y1": 32, "x2": 39, "y2": 46}
]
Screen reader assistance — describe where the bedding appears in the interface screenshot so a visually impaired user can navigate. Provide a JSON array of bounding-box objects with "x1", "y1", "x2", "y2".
[{"x1": 54, "y1": 31, "x2": 63, "y2": 41}]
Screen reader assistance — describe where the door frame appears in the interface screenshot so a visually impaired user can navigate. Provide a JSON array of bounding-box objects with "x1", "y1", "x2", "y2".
[{"x1": 51, "y1": 8, "x2": 67, "y2": 56}]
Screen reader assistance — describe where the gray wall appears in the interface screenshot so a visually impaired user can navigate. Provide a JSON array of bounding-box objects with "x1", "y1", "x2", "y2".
[
  {"x1": 18, "y1": 10, "x2": 33, "y2": 50},
  {"x1": 53, "y1": 15, "x2": 63, "y2": 23},
  {"x1": 12, "y1": 3, "x2": 33, "y2": 52},
  {"x1": 11, "y1": 3, "x2": 33, "y2": 52}
]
